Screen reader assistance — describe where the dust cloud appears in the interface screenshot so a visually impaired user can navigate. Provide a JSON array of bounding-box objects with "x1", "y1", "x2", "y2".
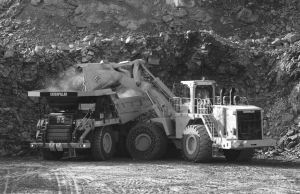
[
  {"x1": 45, "y1": 66, "x2": 143, "y2": 98},
  {"x1": 116, "y1": 87, "x2": 142, "y2": 98},
  {"x1": 46, "y1": 67, "x2": 84, "y2": 92}
]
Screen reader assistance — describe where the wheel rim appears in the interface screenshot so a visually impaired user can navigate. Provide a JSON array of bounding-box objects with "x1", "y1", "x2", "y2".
[
  {"x1": 186, "y1": 135, "x2": 197, "y2": 155},
  {"x1": 135, "y1": 134, "x2": 151, "y2": 151},
  {"x1": 103, "y1": 133, "x2": 112, "y2": 153}
]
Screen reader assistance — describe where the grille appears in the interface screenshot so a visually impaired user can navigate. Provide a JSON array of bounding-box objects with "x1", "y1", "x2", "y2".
[
  {"x1": 237, "y1": 110, "x2": 262, "y2": 140},
  {"x1": 46, "y1": 114, "x2": 73, "y2": 143}
]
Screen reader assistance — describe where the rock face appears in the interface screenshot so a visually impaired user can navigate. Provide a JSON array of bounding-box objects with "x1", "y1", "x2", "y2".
[
  {"x1": 0, "y1": 31, "x2": 255, "y2": 156},
  {"x1": 1, "y1": 0, "x2": 300, "y2": 159}
]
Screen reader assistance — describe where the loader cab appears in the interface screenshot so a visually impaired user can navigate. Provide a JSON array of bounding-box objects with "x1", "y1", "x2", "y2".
[{"x1": 181, "y1": 79, "x2": 216, "y2": 114}]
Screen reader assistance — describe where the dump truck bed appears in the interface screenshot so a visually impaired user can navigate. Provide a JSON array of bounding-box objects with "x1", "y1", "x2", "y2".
[
  {"x1": 28, "y1": 88, "x2": 153, "y2": 124},
  {"x1": 28, "y1": 88, "x2": 115, "y2": 97}
]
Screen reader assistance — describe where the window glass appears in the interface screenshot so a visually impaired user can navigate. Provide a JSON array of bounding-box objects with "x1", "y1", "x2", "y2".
[
  {"x1": 79, "y1": 103, "x2": 95, "y2": 111},
  {"x1": 195, "y1": 86, "x2": 212, "y2": 99}
]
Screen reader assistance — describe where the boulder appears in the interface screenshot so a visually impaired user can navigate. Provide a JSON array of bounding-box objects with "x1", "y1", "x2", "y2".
[
  {"x1": 271, "y1": 38, "x2": 282, "y2": 46},
  {"x1": 30, "y1": 0, "x2": 41, "y2": 6},
  {"x1": 83, "y1": 35, "x2": 94, "y2": 42},
  {"x1": 0, "y1": 149, "x2": 8, "y2": 156},
  {"x1": 165, "y1": 0, "x2": 193, "y2": 7},
  {"x1": 0, "y1": 128, "x2": 8, "y2": 134},
  {"x1": 126, "y1": 21, "x2": 138, "y2": 30},
  {"x1": 286, "y1": 129, "x2": 295, "y2": 136},
  {"x1": 57, "y1": 42, "x2": 70, "y2": 51},
  {"x1": 7, "y1": 125, "x2": 14, "y2": 130},
  {"x1": 286, "y1": 141, "x2": 297, "y2": 149},
  {"x1": 172, "y1": 8, "x2": 187, "y2": 17},
  {"x1": 163, "y1": 15, "x2": 174, "y2": 23},
  {"x1": 287, "y1": 134, "x2": 299, "y2": 142},
  {"x1": 282, "y1": 33, "x2": 300, "y2": 44},
  {"x1": 277, "y1": 135, "x2": 287, "y2": 147},
  {"x1": 34, "y1": 45, "x2": 45, "y2": 55},
  {"x1": 4, "y1": 49, "x2": 14, "y2": 58},
  {"x1": 237, "y1": 8, "x2": 259, "y2": 23},
  {"x1": 189, "y1": 8, "x2": 212, "y2": 23}
]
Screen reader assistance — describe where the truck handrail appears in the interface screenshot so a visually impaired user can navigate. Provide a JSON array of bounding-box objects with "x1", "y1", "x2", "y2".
[{"x1": 72, "y1": 110, "x2": 92, "y2": 141}]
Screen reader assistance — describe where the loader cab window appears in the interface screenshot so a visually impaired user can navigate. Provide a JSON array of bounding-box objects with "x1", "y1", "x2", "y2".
[{"x1": 195, "y1": 86, "x2": 212, "y2": 100}]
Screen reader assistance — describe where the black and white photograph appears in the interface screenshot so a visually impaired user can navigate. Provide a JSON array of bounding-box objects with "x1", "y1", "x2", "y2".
[{"x1": 1, "y1": 0, "x2": 300, "y2": 193}]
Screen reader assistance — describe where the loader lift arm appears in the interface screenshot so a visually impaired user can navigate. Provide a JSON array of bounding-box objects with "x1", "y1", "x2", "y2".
[{"x1": 79, "y1": 59, "x2": 177, "y2": 119}]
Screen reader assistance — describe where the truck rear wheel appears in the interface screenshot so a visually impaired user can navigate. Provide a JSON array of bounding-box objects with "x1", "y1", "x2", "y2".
[
  {"x1": 42, "y1": 149, "x2": 64, "y2": 160},
  {"x1": 182, "y1": 125, "x2": 212, "y2": 163},
  {"x1": 126, "y1": 123, "x2": 167, "y2": 160},
  {"x1": 91, "y1": 126, "x2": 115, "y2": 161}
]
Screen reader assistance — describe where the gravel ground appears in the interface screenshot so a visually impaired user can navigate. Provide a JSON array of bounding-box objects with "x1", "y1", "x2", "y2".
[{"x1": 0, "y1": 156, "x2": 300, "y2": 194}]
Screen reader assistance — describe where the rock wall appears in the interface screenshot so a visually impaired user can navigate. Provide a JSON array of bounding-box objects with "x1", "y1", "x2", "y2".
[
  {"x1": 0, "y1": 31, "x2": 257, "y2": 156},
  {"x1": 1, "y1": 0, "x2": 300, "y2": 158}
]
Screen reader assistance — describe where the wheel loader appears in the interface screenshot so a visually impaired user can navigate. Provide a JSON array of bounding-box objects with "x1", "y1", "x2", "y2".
[{"x1": 29, "y1": 59, "x2": 276, "y2": 162}]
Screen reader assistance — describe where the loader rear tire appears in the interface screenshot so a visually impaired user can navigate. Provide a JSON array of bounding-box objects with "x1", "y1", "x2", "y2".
[
  {"x1": 182, "y1": 125, "x2": 212, "y2": 163},
  {"x1": 126, "y1": 123, "x2": 167, "y2": 160},
  {"x1": 91, "y1": 126, "x2": 115, "y2": 161},
  {"x1": 42, "y1": 149, "x2": 64, "y2": 160}
]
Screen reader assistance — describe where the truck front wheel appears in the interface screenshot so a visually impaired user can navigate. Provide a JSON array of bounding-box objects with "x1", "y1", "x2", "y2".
[
  {"x1": 182, "y1": 125, "x2": 212, "y2": 163},
  {"x1": 91, "y1": 126, "x2": 115, "y2": 161},
  {"x1": 126, "y1": 123, "x2": 167, "y2": 160}
]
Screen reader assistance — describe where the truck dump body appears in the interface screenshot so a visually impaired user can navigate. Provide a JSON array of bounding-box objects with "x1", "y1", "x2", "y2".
[
  {"x1": 28, "y1": 88, "x2": 115, "y2": 97},
  {"x1": 28, "y1": 88, "x2": 153, "y2": 125}
]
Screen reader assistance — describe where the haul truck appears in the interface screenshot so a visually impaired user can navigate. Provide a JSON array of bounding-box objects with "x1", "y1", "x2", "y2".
[{"x1": 29, "y1": 59, "x2": 276, "y2": 162}]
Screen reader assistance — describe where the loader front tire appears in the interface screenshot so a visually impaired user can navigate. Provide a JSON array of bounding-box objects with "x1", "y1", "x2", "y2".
[
  {"x1": 182, "y1": 125, "x2": 212, "y2": 163},
  {"x1": 126, "y1": 123, "x2": 167, "y2": 160},
  {"x1": 91, "y1": 126, "x2": 115, "y2": 161}
]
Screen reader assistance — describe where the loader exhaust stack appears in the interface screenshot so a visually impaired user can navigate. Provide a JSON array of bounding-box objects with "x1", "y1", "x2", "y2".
[
  {"x1": 220, "y1": 88, "x2": 225, "y2": 105},
  {"x1": 230, "y1": 88, "x2": 235, "y2": 105}
]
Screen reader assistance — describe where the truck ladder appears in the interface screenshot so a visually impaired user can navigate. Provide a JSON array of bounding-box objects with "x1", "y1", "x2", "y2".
[{"x1": 36, "y1": 119, "x2": 47, "y2": 142}]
